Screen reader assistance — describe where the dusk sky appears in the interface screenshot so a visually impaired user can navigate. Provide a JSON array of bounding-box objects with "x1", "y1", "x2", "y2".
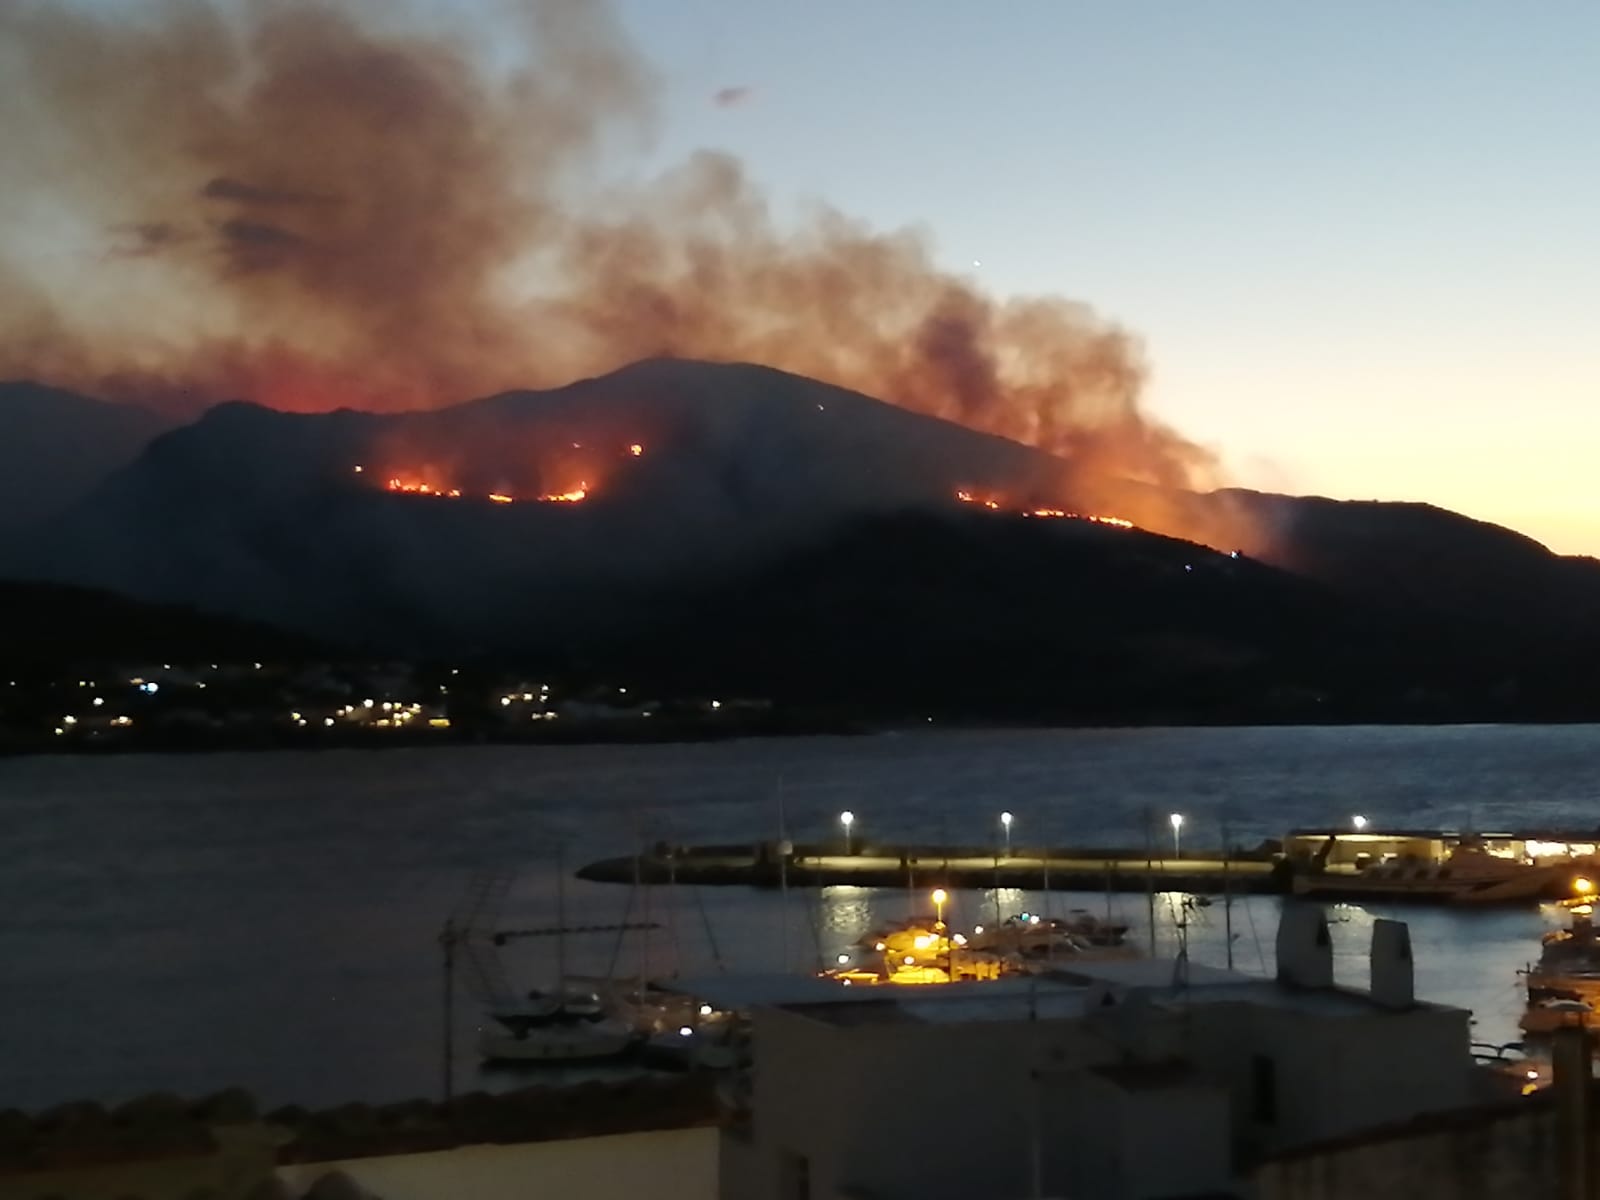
[
  {"x1": 616, "y1": 1, "x2": 1599, "y2": 554},
  {"x1": 24, "y1": 1, "x2": 1600, "y2": 554}
]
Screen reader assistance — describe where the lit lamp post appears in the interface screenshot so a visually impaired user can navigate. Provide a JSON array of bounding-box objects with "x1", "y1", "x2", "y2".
[
  {"x1": 840, "y1": 810, "x2": 855, "y2": 856},
  {"x1": 1353, "y1": 814, "x2": 1368, "y2": 832},
  {"x1": 1000, "y1": 810, "x2": 1013, "y2": 857},
  {"x1": 932, "y1": 888, "x2": 948, "y2": 929},
  {"x1": 1169, "y1": 812, "x2": 1184, "y2": 859}
]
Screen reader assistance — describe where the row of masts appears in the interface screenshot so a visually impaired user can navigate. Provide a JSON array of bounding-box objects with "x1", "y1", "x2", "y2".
[{"x1": 441, "y1": 798, "x2": 1243, "y2": 1096}]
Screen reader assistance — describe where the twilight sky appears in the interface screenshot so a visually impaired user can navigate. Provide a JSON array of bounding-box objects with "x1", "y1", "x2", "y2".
[{"x1": 615, "y1": 0, "x2": 1600, "y2": 554}]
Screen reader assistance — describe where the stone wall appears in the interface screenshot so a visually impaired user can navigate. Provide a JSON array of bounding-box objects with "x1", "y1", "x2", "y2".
[{"x1": 1254, "y1": 1099, "x2": 1557, "y2": 1200}]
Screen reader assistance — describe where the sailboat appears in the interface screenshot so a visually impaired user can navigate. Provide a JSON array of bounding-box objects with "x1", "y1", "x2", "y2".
[{"x1": 475, "y1": 848, "x2": 639, "y2": 1064}]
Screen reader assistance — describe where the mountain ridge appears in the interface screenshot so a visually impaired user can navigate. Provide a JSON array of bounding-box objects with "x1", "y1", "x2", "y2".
[{"x1": 3, "y1": 359, "x2": 1595, "y2": 705}]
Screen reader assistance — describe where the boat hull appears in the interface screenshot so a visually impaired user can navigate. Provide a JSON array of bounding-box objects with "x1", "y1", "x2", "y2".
[
  {"x1": 476, "y1": 1021, "x2": 635, "y2": 1064},
  {"x1": 1292, "y1": 867, "x2": 1567, "y2": 904}
]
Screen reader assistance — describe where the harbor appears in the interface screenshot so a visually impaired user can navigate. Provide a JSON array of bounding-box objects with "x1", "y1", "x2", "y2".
[
  {"x1": 576, "y1": 841, "x2": 1284, "y2": 894},
  {"x1": 577, "y1": 822, "x2": 1600, "y2": 903},
  {"x1": 8, "y1": 723, "x2": 1600, "y2": 1113}
]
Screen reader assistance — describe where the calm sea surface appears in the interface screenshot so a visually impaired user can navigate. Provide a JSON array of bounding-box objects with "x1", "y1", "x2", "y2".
[{"x1": 4, "y1": 724, "x2": 1600, "y2": 1111}]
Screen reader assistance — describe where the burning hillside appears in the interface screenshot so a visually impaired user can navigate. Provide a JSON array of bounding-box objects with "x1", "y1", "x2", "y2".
[
  {"x1": 380, "y1": 476, "x2": 588, "y2": 506},
  {"x1": 352, "y1": 435, "x2": 653, "y2": 508},
  {"x1": 955, "y1": 489, "x2": 1135, "y2": 527},
  {"x1": 0, "y1": 0, "x2": 1215, "y2": 499}
]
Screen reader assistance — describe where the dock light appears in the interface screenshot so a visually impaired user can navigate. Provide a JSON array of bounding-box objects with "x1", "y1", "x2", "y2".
[
  {"x1": 679, "y1": 1026, "x2": 693, "y2": 1037},
  {"x1": 1577, "y1": 877, "x2": 1594, "y2": 895},
  {"x1": 1169, "y1": 812, "x2": 1184, "y2": 859},
  {"x1": 1353, "y1": 814, "x2": 1369, "y2": 832},
  {"x1": 932, "y1": 888, "x2": 948, "y2": 926},
  {"x1": 699, "y1": 1004, "x2": 713, "y2": 1016},
  {"x1": 1000, "y1": 811, "x2": 1014, "y2": 856},
  {"x1": 836, "y1": 953, "x2": 850, "y2": 965},
  {"x1": 840, "y1": 810, "x2": 855, "y2": 855}
]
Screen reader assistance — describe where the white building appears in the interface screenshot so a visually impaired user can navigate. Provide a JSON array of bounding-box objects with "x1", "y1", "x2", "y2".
[{"x1": 716, "y1": 906, "x2": 1476, "y2": 1200}]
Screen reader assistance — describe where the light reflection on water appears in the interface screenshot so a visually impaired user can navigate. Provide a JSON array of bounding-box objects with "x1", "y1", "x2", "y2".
[{"x1": 1, "y1": 723, "x2": 1597, "y2": 1109}]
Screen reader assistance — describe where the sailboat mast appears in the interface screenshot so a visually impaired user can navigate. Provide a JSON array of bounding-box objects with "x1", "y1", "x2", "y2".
[
  {"x1": 556, "y1": 842, "x2": 567, "y2": 988},
  {"x1": 440, "y1": 920, "x2": 456, "y2": 1101},
  {"x1": 1144, "y1": 807, "x2": 1157, "y2": 956},
  {"x1": 777, "y1": 780, "x2": 790, "y2": 973},
  {"x1": 1222, "y1": 815, "x2": 1234, "y2": 970}
]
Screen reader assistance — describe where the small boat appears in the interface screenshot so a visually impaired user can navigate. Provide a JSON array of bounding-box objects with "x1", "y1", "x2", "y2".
[
  {"x1": 968, "y1": 911, "x2": 1131, "y2": 956},
  {"x1": 474, "y1": 847, "x2": 639, "y2": 1065},
  {"x1": 1520, "y1": 998, "x2": 1593, "y2": 1036},
  {"x1": 637, "y1": 1023, "x2": 741, "y2": 1071},
  {"x1": 1521, "y1": 898, "x2": 1600, "y2": 1034},
  {"x1": 477, "y1": 1011, "x2": 637, "y2": 1063}
]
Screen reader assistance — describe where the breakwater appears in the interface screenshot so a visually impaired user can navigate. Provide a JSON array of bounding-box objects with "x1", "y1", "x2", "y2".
[{"x1": 576, "y1": 841, "x2": 1288, "y2": 895}]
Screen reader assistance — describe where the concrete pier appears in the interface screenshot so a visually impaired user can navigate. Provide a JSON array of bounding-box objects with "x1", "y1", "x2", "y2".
[{"x1": 576, "y1": 842, "x2": 1287, "y2": 895}]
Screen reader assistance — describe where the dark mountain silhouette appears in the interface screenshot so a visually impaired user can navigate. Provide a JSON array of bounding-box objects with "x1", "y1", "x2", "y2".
[
  {"x1": 0, "y1": 382, "x2": 174, "y2": 548},
  {"x1": 3, "y1": 359, "x2": 1596, "y2": 719},
  {"x1": 7, "y1": 360, "x2": 1091, "y2": 654},
  {"x1": 0, "y1": 578, "x2": 319, "y2": 671},
  {"x1": 566, "y1": 509, "x2": 1600, "y2": 721}
]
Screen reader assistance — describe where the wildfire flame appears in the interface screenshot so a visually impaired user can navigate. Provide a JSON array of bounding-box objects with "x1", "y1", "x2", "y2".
[
  {"x1": 537, "y1": 483, "x2": 588, "y2": 503},
  {"x1": 957, "y1": 490, "x2": 1134, "y2": 529},
  {"x1": 386, "y1": 477, "x2": 463, "y2": 498},
  {"x1": 358, "y1": 440, "x2": 642, "y2": 506}
]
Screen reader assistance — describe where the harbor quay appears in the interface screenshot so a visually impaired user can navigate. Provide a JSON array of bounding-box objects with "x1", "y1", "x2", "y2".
[
  {"x1": 579, "y1": 826, "x2": 1600, "y2": 903},
  {"x1": 577, "y1": 840, "x2": 1286, "y2": 894}
]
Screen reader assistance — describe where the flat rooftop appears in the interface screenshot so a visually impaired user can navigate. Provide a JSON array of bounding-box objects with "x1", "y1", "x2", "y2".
[{"x1": 665, "y1": 956, "x2": 1466, "y2": 1027}]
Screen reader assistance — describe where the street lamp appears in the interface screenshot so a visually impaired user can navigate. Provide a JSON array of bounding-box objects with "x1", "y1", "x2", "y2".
[
  {"x1": 1353, "y1": 814, "x2": 1368, "y2": 832},
  {"x1": 932, "y1": 888, "x2": 948, "y2": 928},
  {"x1": 1169, "y1": 812, "x2": 1184, "y2": 859},
  {"x1": 1000, "y1": 811, "x2": 1013, "y2": 857},
  {"x1": 840, "y1": 810, "x2": 855, "y2": 855}
]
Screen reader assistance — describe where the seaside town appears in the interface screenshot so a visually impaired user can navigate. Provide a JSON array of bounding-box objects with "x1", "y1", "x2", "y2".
[
  {"x1": 6, "y1": 0, "x2": 1600, "y2": 1195},
  {"x1": 0, "y1": 661, "x2": 776, "y2": 754}
]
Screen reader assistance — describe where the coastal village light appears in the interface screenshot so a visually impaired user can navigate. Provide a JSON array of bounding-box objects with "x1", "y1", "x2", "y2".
[
  {"x1": 840, "y1": 810, "x2": 855, "y2": 854},
  {"x1": 1000, "y1": 810, "x2": 1013, "y2": 856},
  {"x1": 1353, "y1": 814, "x2": 1369, "y2": 831},
  {"x1": 932, "y1": 888, "x2": 948, "y2": 927},
  {"x1": 1170, "y1": 812, "x2": 1184, "y2": 859}
]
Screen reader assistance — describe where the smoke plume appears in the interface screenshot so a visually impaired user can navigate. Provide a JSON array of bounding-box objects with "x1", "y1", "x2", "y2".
[{"x1": 0, "y1": 0, "x2": 1215, "y2": 488}]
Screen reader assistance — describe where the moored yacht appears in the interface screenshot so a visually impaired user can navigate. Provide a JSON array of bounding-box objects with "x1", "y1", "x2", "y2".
[
  {"x1": 476, "y1": 1006, "x2": 637, "y2": 1063},
  {"x1": 1521, "y1": 891, "x2": 1600, "y2": 1035},
  {"x1": 1293, "y1": 839, "x2": 1581, "y2": 904}
]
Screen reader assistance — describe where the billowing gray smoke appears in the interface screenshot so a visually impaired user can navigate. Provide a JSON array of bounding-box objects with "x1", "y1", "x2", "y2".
[{"x1": 0, "y1": 0, "x2": 1215, "y2": 490}]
